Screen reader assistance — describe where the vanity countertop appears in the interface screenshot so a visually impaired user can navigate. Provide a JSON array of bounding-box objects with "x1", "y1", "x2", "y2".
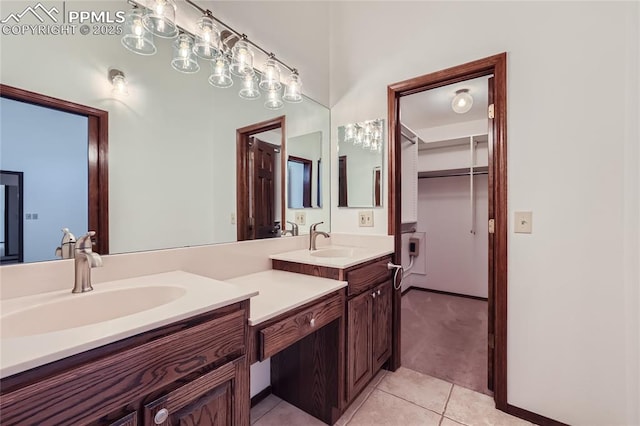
[
  {"x1": 0, "y1": 271, "x2": 258, "y2": 379},
  {"x1": 226, "y1": 270, "x2": 347, "y2": 325},
  {"x1": 269, "y1": 245, "x2": 394, "y2": 269}
]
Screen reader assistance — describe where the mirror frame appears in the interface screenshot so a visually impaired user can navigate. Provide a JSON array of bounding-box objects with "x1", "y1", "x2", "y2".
[
  {"x1": 235, "y1": 115, "x2": 286, "y2": 241},
  {"x1": 0, "y1": 84, "x2": 110, "y2": 254}
]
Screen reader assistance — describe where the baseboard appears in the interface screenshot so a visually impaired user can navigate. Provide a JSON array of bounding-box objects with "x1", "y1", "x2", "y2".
[
  {"x1": 401, "y1": 285, "x2": 488, "y2": 301},
  {"x1": 504, "y1": 403, "x2": 569, "y2": 426},
  {"x1": 250, "y1": 386, "x2": 272, "y2": 408}
]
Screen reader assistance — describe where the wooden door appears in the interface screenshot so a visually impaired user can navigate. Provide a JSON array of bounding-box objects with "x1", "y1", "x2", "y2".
[
  {"x1": 373, "y1": 168, "x2": 382, "y2": 207},
  {"x1": 338, "y1": 156, "x2": 348, "y2": 207},
  {"x1": 346, "y1": 291, "x2": 372, "y2": 402},
  {"x1": 372, "y1": 282, "x2": 392, "y2": 371},
  {"x1": 487, "y1": 76, "x2": 496, "y2": 392},
  {"x1": 144, "y1": 361, "x2": 239, "y2": 426},
  {"x1": 251, "y1": 138, "x2": 279, "y2": 240}
]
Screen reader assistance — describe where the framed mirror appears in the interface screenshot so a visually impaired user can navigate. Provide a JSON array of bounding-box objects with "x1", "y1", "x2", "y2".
[
  {"x1": 0, "y1": 1, "x2": 330, "y2": 264},
  {"x1": 337, "y1": 119, "x2": 385, "y2": 208}
]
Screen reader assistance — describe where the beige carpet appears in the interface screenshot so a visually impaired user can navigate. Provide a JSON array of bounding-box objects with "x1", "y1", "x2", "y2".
[{"x1": 401, "y1": 289, "x2": 491, "y2": 396}]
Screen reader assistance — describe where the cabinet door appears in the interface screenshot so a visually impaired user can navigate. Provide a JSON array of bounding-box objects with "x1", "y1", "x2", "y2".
[
  {"x1": 346, "y1": 290, "x2": 373, "y2": 402},
  {"x1": 144, "y1": 358, "x2": 246, "y2": 426},
  {"x1": 372, "y1": 282, "x2": 393, "y2": 371}
]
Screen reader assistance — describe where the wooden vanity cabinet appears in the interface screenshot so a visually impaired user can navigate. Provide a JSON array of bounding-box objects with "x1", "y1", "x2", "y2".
[{"x1": 0, "y1": 301, "x2": 251, "y2": 426}]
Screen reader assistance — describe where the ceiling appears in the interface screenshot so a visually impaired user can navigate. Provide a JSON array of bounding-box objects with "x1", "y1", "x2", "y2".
[{"x1": 400, "y1": 75, "x2": 490, "y2": 132}]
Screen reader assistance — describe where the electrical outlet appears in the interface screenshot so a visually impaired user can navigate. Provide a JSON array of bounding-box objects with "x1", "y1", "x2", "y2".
[
  {"x1": 230, "y1": 213, "x2": 236, "y2": 225},
  {"x1": 295, "y1": 211, "x2": 306, "y2": 225},
  {"x1": 32, "y1": 213, "x2": 38, "y2": 220},
  {"x1": 358, "y1": 210, "x2": 373, "y2": 227},
  {"x1": 25, "y1": 213, "x2": 32, "y2": 220}
]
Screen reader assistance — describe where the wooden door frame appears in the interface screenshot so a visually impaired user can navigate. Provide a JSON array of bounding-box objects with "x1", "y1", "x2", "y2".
[
  {"x1": 0, "y1": 84, "x2": 109, "y2": 255},
  {"x1": 287, "y1": 155, "x2": 313, "y2": 208},
  {"x1": 387, "y1": 53, "x2": 508, "y2": 408},
  {"x1": 236, "y1": 116, "x2": 286, "y2": 241}
]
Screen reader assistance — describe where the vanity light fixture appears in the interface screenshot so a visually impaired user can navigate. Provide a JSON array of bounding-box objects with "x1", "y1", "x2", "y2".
[
  {"x1": 171, "y1": 33, "x2": 200, "y2": 74},
  {"x1": 451, "y1": 88, "x2": 473, "y2": 114},
  {"x1": 230, "y1": 36, "x2": 254, "y2": 77},
  {"x1": 343, "y1": 119, "x2": 384, "y2": 152},
  {"x1": 123, "y1": 0, "x2": 304, "y2": 110},
  {"x1": 109, "y1": 69, "x2": 128, "y2": 96},
  {"x1": 208, "y1": 53, "x2": 233, "y2": 88},
  {"x1": 193, "y1": 13, "x2": 220, "y2": 60},
  {"x1": 283, "y1": 70, "x2": 303, "y2": 103},
  {"x1": 121, "y1": 6, "x2": 157, "y2": 56},
  {"x1": 142, "y1": 0, "x2": 178, "y2": 39}
]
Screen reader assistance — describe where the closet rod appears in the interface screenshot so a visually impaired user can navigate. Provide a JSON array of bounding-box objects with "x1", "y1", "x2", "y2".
[
  {"x1": 401, "y1": 131, "x2": 417, "y2": 144},
  {"x1": 418, "y1": 171, "x2": 488, "y2": 179}
]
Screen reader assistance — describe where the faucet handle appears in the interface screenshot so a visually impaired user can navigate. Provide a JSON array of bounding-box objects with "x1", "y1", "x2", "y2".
[
  {"x1": 76, "y1": 231, "x2": 96, "y2": 251},
  {"x1": 310, "y1": 221, "x2": 324, "y2": 232},
  {"x1": 287, "y1": 221, "x2": 299, "y2": 230}
]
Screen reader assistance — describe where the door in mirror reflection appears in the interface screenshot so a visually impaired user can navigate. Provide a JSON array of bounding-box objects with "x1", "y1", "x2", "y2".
[
  {"x1": 236, "y1": 117, "x2": 285, "y2": 241},
  {"x1": 0, "y1": 171, "x2": 23, "y2": 264}
]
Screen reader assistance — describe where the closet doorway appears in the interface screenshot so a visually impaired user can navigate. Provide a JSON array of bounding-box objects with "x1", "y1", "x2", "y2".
[{"x1": 387, "y1": 53, "x2": 508, "y2": 409}]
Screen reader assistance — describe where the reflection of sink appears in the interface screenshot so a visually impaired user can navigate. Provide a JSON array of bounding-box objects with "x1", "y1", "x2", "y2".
[
  {"x1": 310, "y1": 248, "x2": 355, "y2": 258},
  {"x1": 2, "y1": 286, "x2": 186, "y2": 338}
]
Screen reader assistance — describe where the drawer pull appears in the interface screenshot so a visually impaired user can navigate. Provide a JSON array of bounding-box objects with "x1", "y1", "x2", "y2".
[
  {"x1": 377, "y1": 289, "x2": 381, "y2": 296},
  {"x1": 154, "y1": 408, "x2": 169, "y2": 424},
  {"x1": 372, "y1": 292, "x2": 376, "y2": 299},
  {"x1": 310, "y1": 318, "x2": 316, "y2": 327}
]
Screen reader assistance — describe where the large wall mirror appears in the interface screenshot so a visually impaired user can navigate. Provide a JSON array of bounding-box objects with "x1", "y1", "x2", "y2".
[
  {"x1": 0, "y1": 1, "x2": 330, "y2": 264},
  {"x1": 337, "y1": 119, "x2": 385, "y2": 208}
]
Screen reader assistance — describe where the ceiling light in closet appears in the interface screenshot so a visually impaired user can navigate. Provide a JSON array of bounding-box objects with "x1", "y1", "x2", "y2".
[
  {"x1": 143, "y1": 0, "x2": 178, "y2": 39},
  {"x1": 452, "y1": 89, "x2": 473, "y2": 114}
]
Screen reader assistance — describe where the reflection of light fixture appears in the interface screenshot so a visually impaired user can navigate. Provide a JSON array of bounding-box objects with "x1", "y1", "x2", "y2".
[
  {"x1": 283, "y1": 70, "x2": 302, "y2": 103},
  {"x1": 452, "y1": 89, "x2": 473, "y2": 114},
  {"x1": 143, "y1": 0, "x2": 178, "y2": 39},
  {"x1": 208, "y1": 53, "x2": 232, "y2": 88},
  {"x1": 264, "y1": 88, "x2": 283, "y2": 110},
  {"x1": 171, "y1": 33, "x2": 199, "y2": 73},
  {"x1": 239, "y1": 74, "x2": 260, "y2": 99},
  {"x1": 193, "y1": 14, "x2": 219, "y2": 60},
  {"x1": 121, "y1": 6, "x2": 157, "y2": 55},
  {"x1": 109, "y1": 69, "x2": 128, "y2": 95},
  {"x1": 342, "y1": 119, "x2": 385, "y2": 151}
]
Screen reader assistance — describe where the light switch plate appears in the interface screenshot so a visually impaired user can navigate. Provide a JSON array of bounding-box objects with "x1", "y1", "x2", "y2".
[
  {"x1": 358, "y1": 210, "x2": 373, "y2": 227},
  {"x1": 295, "y1": 211, "x2": 306, "y2": 226},
  {"x1": 230, "y1": 213, "x2": 236, "y2": 225},
  {"x1": 514, "y1": 211, "x2": 533, "y2": 233}
]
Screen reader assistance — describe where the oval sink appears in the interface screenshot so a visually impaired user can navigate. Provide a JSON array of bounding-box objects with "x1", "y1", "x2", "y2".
[
  {"x1": 1, "y1": 286, "x2": 186, "y2": 338},
  {"x1": 310, "y1": 248, "x2": 355, "y2": 258}
]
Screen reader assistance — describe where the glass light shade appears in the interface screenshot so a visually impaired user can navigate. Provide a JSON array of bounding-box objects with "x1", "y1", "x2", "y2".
[
  {"x1": 193, "y1": 15, "x2": 220, "y2": 60},
  {"x1": 239, "y1": 74, "x2": 260, "y2": 99},
  {"x1": 452, "y1": 90, "x2": 473, "y2": 114},
  {"x1": 354, "y1": 126, "x2": 363, "y2": 146},
  {"x1": 264, "y1": 88, "x2": 283, "y2": 110},
  {"x1": 171, "y1": 34, "x2": 200, "y2": 74},
  {"x1": 363, "y1": 132, "x2": 372, "y2": 148},
  {"x1": 111, "y1": 74, "x2": 128, "y2": 95},
  {"x1": 208, "y1": 54, "x2": 233, "y2": 88},
  {"x1": 142, "y1": 0, "x2": 178, "y2": 39},
  {"x1": 344, "y1": 124, "x2": 355, "y2": 143},
  {"x1": 259, "y1": 57, "x2": 281, "y2": 91},
  {"x1": 283, "y1": 71, "x2": 302, "y2": 103},
  {"x1": 230, "y1": 40, "x2": 254, "y2": 77},
  {"x1": 121, "y1": 8, "x2": 157, "y2": 56}
]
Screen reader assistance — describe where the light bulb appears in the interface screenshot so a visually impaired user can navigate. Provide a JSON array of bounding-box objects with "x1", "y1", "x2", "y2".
[{"x1": 451, "y1": 89, "x2": 473, "y2": 114}]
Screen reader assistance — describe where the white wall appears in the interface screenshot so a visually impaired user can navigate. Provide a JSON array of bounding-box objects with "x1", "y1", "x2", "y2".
[
  {"x1": 414, "y1": 175, "x2": 488, "y2": 298},
  {"x1": 330, "y1": 2, "x2": 639, "y2": 425},
  {"x1": 0, "y1": 98, "x2": 88, "y2": 263}
]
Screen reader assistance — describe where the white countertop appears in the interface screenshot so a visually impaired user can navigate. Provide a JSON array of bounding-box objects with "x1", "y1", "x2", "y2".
[
  {"x1": 226, "y1": 270, "x2": 347, "y2": 326},
  {"x1": 0, "y1": 271, "x2": 258, "y2": 378},
  {"x1": 269, "y1": 245, "x2": 394, "y2": 269}
]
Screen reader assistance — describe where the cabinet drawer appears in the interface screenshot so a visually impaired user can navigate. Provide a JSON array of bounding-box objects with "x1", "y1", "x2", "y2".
[
  {"x1": 346, "y1": 258, "x2": 392, "y2": 296},
  {"x1": 260, "y1": 293, "x2": 343, "y2": 360},
  {"x1": 0, "y1": 307, "x2": 246, "y2": 425}
]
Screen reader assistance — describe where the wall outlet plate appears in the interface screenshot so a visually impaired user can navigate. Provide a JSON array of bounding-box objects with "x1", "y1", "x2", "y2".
[
  {"x1": 295, "y1": 211, "x2": 306, "y2": 225},
  {"x1": 230, "y1": 212, "x2": 236, "y2": 225},
  {"x1": 358, "y1": 210, "x2": 373, "y2": 227}
]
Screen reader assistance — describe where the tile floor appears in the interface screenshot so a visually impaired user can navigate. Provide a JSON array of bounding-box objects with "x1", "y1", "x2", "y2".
[{"x1": 251, "y1": 367, "x2": 533, "y2": 426}]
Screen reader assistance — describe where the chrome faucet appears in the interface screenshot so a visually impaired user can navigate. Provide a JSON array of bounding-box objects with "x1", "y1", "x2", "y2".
[
  {"x1": 73, "y1": 231, "x2": 103, "y2": 293},
  {"x1": 282, "y1": 221, "x2": 299, "y2": 236},
  {"x1": 309, "y1": 222, "x2": 330, "y2": 251}
]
